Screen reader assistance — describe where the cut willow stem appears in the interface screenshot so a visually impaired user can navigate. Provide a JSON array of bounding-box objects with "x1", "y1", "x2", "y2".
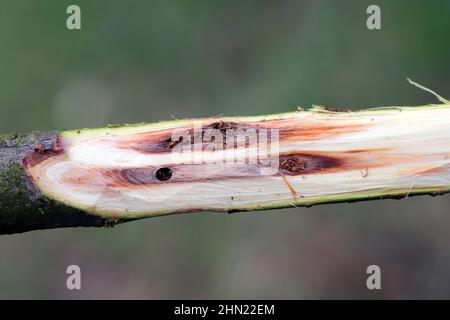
[{"x1": 1, "y1": 83, "x2": 449, "y2": 235}]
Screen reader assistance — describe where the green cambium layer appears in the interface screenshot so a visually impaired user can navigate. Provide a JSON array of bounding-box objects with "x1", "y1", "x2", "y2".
[
  {"x1": 62, "y1": 103, "x2": 446, "y2": 139},
  {"x1": 224, "y1": 186, "x2": 449, "y2": 214}
]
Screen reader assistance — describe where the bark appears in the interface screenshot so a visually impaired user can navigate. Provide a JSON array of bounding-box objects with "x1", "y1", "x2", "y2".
[
  {"x1": 0, "y1": 132, "x2": 110, "y2": 235},
  {"x1": 1, "y1": 87, "x2": 449, "y2": 235}
]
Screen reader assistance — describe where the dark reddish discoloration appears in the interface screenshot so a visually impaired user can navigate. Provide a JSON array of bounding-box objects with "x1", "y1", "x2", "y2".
[
  {"x1": 116, "y1": 128, "x2": 189, "y2": 153},
  {"x1": 167, "y1": 136, "x2": 184, "y2": 149},
  {"x1": 120, "y1": 167, "x2": 161, "y2": 185},
  {"x1": 279, "y1": 157, "x2": 307, "y2": 173},
  {"x1": 43, "y1": 117, "x2": 375, "y2": 190},
  {"x1": 121, "y1": 122, "x2": 257, "y2": 154},
  {"x1": 93, "y1": 151, "x2": 348, "y2": 188},
  {"x1": 278, "y1": 153, "x2": 343, "y2": 175},
  {"x1": 126, "y1": 134, "x2": 176, "y2": 153},
  {"x1": 119, "y1": 119, "x2": 368, "y2": 155},
  {"x1": 22, "y1": 135, "x2": 65, "y2": 168}
]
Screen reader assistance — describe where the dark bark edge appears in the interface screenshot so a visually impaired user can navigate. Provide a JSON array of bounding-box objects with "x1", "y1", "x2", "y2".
[{"x1": 0, "y1": 131, "x2": 117, "y2": 235}]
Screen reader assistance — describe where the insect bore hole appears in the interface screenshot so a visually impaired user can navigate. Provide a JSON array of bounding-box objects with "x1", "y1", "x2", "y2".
[{"x1": 156, "y1": 167, "x2": 173, "y2": 181}]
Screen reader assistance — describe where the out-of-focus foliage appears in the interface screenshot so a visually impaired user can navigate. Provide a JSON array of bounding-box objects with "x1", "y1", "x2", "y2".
[{"x1": 0, "y1": 0, "x2": 449, "y2": 298}]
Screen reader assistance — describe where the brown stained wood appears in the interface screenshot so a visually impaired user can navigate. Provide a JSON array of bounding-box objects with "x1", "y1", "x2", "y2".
[{"x1": 19, "y1": 104, "x2": 450, "y2": 222}]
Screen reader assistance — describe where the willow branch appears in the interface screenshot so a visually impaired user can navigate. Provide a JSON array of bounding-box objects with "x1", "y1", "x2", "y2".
[{"x1": 1, "y1": 84, "x2": 449, "y2": 235}]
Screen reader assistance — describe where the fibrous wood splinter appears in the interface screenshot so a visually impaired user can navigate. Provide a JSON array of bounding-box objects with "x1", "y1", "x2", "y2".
[{"x1": 281, "y1": 175, "x2": 298, "y2": 202}]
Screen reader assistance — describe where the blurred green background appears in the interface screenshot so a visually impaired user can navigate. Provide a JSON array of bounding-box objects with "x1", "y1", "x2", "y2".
[{"x1": 1, "y1": 0, "x2": 450, "y2": 299}]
